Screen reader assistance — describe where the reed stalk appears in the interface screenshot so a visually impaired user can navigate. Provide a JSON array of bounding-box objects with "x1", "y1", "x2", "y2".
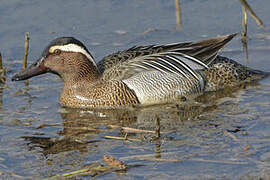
[
  {"x1": 23, "y1": 32, "x2": 29, "y2": 69},
  {"x1": 175, "y1": 0, "x2": 182, "y2": 29}
]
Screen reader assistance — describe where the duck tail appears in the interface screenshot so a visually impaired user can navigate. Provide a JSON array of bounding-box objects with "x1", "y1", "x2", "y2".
[
  {"x1": 248, "y1": 68, "x2": 270, "y2": 80},
  {"x1": 197, "y1": 33, "x2": 238, "y2": 65},
  {"x1": 169, "y1": 33, "x2": 238, "y2": 66}
]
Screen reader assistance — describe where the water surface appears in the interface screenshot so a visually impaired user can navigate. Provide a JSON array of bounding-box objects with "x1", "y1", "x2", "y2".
[{"x1": 1, "y1": 0, "x2": 270, "y2": 179}]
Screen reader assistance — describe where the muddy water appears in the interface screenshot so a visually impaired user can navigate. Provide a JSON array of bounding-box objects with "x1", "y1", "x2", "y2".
[{"x1": 1, "y1": 0, "x2": 270, "y2": 179}]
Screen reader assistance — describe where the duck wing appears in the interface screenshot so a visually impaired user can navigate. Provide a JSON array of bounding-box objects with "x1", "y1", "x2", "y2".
[
  {"x1": 99, "y1": 33, "x2": 237, "y2": 80},
  {"x1": 101, "y1": 49, "x2": 207, "y2": 82}
]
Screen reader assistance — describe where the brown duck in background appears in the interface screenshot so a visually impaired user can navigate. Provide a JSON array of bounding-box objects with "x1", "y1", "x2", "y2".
[{"x1": 12, "y1": 33, "x2": 268, "y2": 108}]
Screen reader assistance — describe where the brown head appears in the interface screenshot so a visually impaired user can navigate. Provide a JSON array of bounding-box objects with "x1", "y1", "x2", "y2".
[{"x1": 12, "y1": 37, "x2": 100, "y2": 83}]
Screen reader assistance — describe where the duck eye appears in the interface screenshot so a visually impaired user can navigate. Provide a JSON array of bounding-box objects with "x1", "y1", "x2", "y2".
[{"x1": 53, "y1": 49, "x2": 61, "y2": 55}]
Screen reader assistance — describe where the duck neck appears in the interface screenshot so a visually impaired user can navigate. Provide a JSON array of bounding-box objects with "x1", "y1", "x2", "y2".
[
  {"x1": 75, "y1": 61, "x2": 100, "y2": 83},
  {"x1": 60, "y1": 59, "x2": 100, "y2": 104},
  {"x1": 62, "y1": 58, "x2": 100, "y2": 87}
]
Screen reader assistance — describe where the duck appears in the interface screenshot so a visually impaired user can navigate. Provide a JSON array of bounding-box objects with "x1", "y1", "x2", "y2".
[{"x1": 12, "y1": 33, "x2": 267, "y2": 108}]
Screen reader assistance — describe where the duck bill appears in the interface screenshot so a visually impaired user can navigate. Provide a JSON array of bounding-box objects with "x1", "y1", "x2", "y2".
[{"x1": 12, "y1": 57, "x2": 48, "y2": 81}]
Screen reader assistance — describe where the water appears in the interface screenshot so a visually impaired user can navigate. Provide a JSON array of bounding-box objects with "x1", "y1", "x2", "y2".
[{"x1": 1, "y1": 0, "x2": 270, "y2": 179}]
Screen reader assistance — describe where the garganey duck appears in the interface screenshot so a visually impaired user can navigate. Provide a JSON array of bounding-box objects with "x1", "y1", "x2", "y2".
[{"x1": 12, "y1": 33, "x2": 267, "y2": 108}]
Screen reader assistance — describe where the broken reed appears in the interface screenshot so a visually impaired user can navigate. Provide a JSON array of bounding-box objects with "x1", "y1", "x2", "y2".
[
  {"x1": 175, "y1": 0, "x2": 182, "y2": 29},
  {"x1": 23, "y1": 32, "x2": 29, "y2": 69},
  {"x1": 242, "y1": 5, "x2": 248, "y2": 39},
  {"x1": 0, "y1": 52, "x2": 2, "y2": 70},
  {"x1": 239, "y1": 0, "x2": 264, "y2": 28},
  {"x1": 0, "y1": 52, "x2": 5, "y2": 83}
]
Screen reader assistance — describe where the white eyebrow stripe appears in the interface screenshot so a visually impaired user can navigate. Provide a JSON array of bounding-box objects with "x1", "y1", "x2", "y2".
[{"x1": 49, "y1": 44, "x2": 97, "y2": 67}]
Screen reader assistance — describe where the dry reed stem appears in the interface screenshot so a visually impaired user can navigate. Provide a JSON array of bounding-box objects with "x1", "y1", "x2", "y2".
[
  {"x1": 62, "y1": 126, "x2": 102, "y2": 132},
  {"x1": 137, "y1": 157, "x2": 180, "y2": 162},
  {"x1": 108, "y1": 125, "x2": 163, "y2": 134},
  {"x1": 190, "y1": 158, "x2": 248, "y2": 165},
  {"x1": 104, "y1": 135, "x2": 141, "y2": 142},
  {"x1": 242, "y1": 5, "x2": 247, "y2": 38},
  {"x1": 155, "y1": 116, "x2": 161, "y2": 138},
  {"x1": 0, "y1": 52, "x2": 6, "y2": 83},
  {"x1": 175, "y1": 0, "x2": 182, "y2": 29},
  {"x1": 23, "y1": 32, "x2": 29, "y2": 69},
  {"x1": 239, "y1": 0, "x2": 264, "y2": 28},
  {"x1": 120, "y1": 152, "x2": 181, "y2": 162},
  {"x1": 0, "y1": 52, "x2": 2, "y2": 70},
  {"x1": 44, "y1": 163, "x2": 116, "y2": 180},
  {"x1": 242, "y1": 36, "x2": 249, "y2": 65},
  {"x1": 35, "y1": 123, "x2": 61, "y2": 129},
  {"x1": 241, "y1": 5, "x2": 249, "y2": 65}
]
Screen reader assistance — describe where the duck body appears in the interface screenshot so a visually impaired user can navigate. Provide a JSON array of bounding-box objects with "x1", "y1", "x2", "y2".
[{"x1": 12, "y1": 34, "x2": 267, "y2": 108}]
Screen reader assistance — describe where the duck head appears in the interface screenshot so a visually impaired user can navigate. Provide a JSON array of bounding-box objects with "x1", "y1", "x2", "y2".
[{"x1": 12, "y1": 37, "x2": 99, "y2": 82}]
